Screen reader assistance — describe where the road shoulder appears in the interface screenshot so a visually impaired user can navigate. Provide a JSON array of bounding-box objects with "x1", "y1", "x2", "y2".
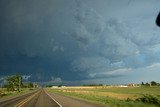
[{"x1": 47, "y1": 91, "x2": 106, "y2": 107}]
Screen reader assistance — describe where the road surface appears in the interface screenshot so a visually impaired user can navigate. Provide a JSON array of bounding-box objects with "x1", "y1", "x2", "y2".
[
  {"x1": 0, "y1": 88, "x2": 105, "y2": 107},
  {"x1": 49, "y1": 92, "x2": 105, "y2": 107}
]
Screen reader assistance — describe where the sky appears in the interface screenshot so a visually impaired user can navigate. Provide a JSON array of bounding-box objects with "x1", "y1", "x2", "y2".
[{"x1": 0, "y1": 0, "x2": 160, "y2": 85}]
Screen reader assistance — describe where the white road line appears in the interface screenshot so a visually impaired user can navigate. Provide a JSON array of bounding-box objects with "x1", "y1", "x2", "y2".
[{"x1": 44, "y1": 90, "x2": 62, "y2": 107}]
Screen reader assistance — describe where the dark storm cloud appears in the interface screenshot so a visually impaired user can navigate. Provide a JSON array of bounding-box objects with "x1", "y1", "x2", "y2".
[{"x1": 0, "y1": 0, "x2": 160, "y2": 84}]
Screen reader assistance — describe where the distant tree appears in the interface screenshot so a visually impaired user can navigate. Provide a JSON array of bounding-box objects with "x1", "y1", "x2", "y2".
[
  {"x1": 141, "y1": 82, "x2": 144, "y2": 86},
  {"x1": 6, "y1": 75, "x2": 22, "y2": 92},
  {"x1": 58, "y1": 85, "x2": 62, "y2": 87},
  {"x1": 28, "y1": 82, "x2": 33, "y2": 88},
  {"x1": 151, "y1": 81, "x2": 157, "y2": 86},
  {"x1": 145, "y1": 82, "x2": 150, "y2": 86},
  {"x1": 21, "y1": 83, "x2": 28, "y2": 88},
  {"x1": 83, "y1": 84, "x2": 103, "y2": 86}
]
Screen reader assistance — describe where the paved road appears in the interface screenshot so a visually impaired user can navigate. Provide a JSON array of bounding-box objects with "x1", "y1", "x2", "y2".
[
  {"x1": 49, "y1": 92, "x2": 105, "y2": 107},
  {"x1": 0, "y1": 90, "x2": 39, "y2": 107},
  {"x1": 0, "y1": 88, "x2": 105, "y2": 107},
  {"x1": 22, "y1": 89, "x2": 60, "y2": 107},
  {"x1": 0, "y1": 89, "x2": 60, "y2": 107}
]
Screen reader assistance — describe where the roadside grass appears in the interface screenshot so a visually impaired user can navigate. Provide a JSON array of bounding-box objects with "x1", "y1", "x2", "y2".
[
  {"x1": 47, "y1": 86, "x2": 160, "y2": 107},
  {"x1": 88, "y1": 86, "x2": 160, "y2": 99},
  {"x1": 0, "y1": 88, "x2": 36, "y2": 100}
]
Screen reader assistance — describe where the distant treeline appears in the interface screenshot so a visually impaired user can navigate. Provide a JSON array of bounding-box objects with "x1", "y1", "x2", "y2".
[
  {"x1": 141, "y1": 81, "x2": 160, "y2": 86},
  {"x1": 82, "y1": 81, "x2": 160, "y2": 87},
  {"x1": 82, "y1": 84, "x2": 104, "y2": 86}
]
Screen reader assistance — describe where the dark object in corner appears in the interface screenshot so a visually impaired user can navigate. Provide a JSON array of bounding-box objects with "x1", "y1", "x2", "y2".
[{"x1": 156, "y1": 12, "x2": 160, "y2": 27}]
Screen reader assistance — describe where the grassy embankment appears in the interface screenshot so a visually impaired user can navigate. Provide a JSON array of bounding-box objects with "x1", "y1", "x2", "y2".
[
  {"x1": 0, "y1": 88, "x2": 37, "y2": 101},
  {"x1": 47, "y1": 86, "x2": 160, "y2": 107}
]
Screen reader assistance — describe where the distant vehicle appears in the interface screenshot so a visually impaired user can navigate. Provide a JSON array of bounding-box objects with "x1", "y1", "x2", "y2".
[{"x1": 156, "y1": 12, "x2": 160, "y2": 27}]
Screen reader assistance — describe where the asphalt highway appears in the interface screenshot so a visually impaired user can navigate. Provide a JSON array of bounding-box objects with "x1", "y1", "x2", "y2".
[
  {"x1": 0, "y1": 89, "x2": 61, "y2": 107},
  {"x1": 0, "y1": 88, "x2": 105, "y2": 107}
]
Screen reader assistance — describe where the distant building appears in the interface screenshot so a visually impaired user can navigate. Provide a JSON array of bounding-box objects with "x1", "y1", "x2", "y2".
[
  {"x1": 51, "y1": 85, "x2": 66, "y2": 88},
  {"x1": 119, "y1": 85, "x2": 128, "y2": 87},
  {"x1": 51, "y1": 86, "x2": 58, "y2": 88},
  {"x1": 127, "y1": 84, "x2": 139, "y2": 87}
]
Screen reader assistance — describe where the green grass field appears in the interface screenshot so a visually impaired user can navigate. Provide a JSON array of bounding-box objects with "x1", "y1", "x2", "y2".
[{"x1": 47, "y1": 86, "x2": 160, "y2": 107}]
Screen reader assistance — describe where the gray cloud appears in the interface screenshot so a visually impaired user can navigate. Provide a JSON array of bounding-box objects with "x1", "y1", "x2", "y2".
[{"x1": 0, "y1": 0, "x2": 160, "y2": 84}]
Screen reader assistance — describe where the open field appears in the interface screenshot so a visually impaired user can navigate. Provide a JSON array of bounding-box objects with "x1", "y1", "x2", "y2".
[{"x1": 47, "y1": 86, "x2": 160, "y2": 107}]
